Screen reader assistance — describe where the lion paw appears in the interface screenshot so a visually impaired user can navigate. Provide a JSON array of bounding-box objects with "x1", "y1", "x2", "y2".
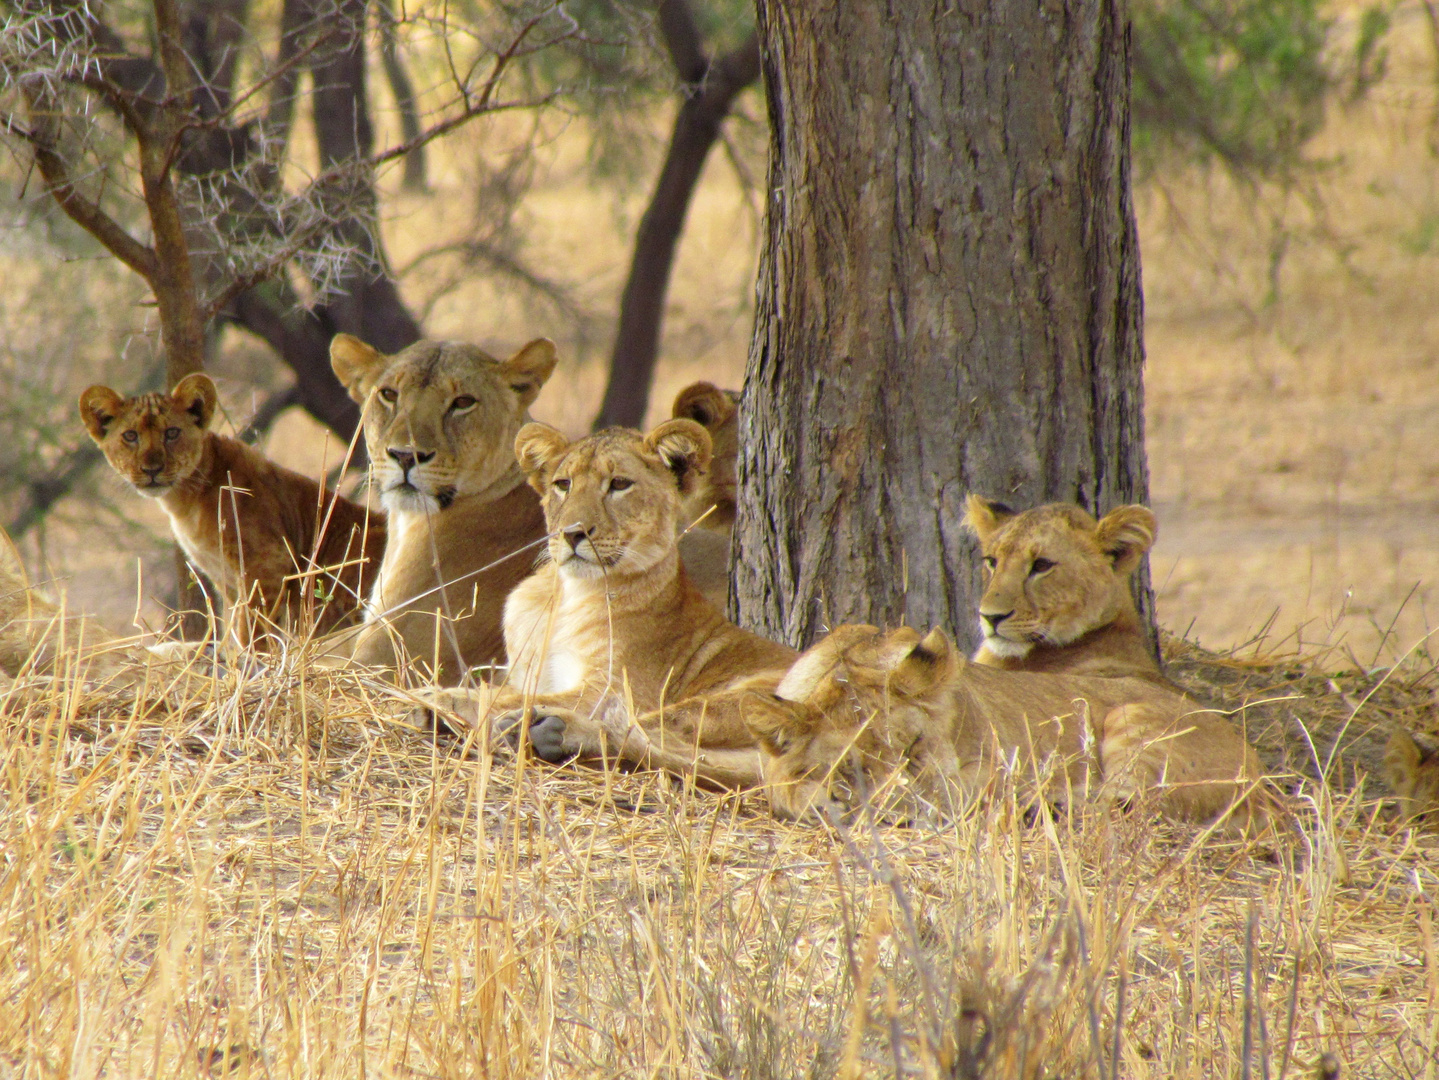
[{"x1": 528, "y1": 713, "x2": 576, "y2": 764}]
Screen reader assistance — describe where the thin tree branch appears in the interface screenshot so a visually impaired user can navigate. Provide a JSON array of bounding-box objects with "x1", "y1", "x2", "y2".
[{"x1": 657, "y1": 0, "x2": 708, "y2": 85}]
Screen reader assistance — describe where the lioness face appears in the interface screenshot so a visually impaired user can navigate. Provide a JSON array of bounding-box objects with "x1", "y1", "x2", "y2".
[
  {"x1": 514, "y1": 420, "x2": 712, "y2": 582},
  {"x1": 963, "y1": 497, "x2": 1156, "y2": 658},
  {"x1": 747, "y1": 625, "x2": 956, "y2": 818},
  {"x1": 330, "y1": 335, "x2": 557, "y2": 515},
  {"x1": 79, "y1": 375, "x2": 217, "y2": 497},
  {"x1": 671, "y1": 382, "x2": 739, "y2": 529}
]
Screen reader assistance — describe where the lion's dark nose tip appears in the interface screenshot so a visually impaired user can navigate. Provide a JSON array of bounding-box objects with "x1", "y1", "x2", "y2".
[
  {"x1": 563, "y1": 526, "x2": 590, "y2": 552},
  {"x1": 982, "y1": 610, "x2": 1013, "y2": 632}
]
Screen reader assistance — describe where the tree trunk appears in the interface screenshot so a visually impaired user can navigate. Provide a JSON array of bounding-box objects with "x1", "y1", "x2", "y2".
[
  {"x1": 733, "y1": 1, "x2": 1152, "y2": 654},
  {"x1": 592, "y1": 25, "x2": 759, "y2": 430}
]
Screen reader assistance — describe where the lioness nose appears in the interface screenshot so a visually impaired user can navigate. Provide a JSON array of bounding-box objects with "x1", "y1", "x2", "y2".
[
  {"x1": 981, "y1": 610, "x2": 1014, "y2": 633},
  {"x1": 387, "y1": 448, "x2": 434, "y2": 473},
  {"x1": 563, "y1": 526, "x2": 591, "y2": 552}
]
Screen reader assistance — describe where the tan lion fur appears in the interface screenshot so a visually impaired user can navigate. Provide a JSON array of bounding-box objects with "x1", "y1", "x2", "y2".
[
  {"x1": 1383, "y1": 728, "x2": 1439, "y2": 823},
  {"x1": 421, "y1": 419, "x2": 796, "y2": 789},
  {"x1": 79, "y1": 374, "x2": 384, "y2": 641},
  {"x1": 327, "y1": 334, "x2": 556, "y2": 683},
  {"x1": 963, "y1": 497, "x2": 1161, "y2": 680},
  {"x1": 743, "y1": 624, "x2": 1272, "y2": 830},
  {"x1": 671, "y1": 381, "x2": 740, "y2": 610}
]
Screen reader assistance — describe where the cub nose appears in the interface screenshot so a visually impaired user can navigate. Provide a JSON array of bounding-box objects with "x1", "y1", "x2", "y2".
[
  {"x1": 141, "y1": 465, "x2": 164, "y2": 480},
  {"x1": 387, "y1": 448, "x2": 435, "y2": 473},
  {"x1": 981, "y1": 610, "x2": 1014, "y2": 633},
  {"x1": 563, "y1": 526, "x2": 591, "y2": 552}
]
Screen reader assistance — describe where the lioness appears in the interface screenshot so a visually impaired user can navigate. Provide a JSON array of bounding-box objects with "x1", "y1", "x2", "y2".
[
  {"x1": 79, "y1": 374, "x2": 385, "y2": 639},
  {"x1": 963, "y1": 496, "x2": 1162, "y2": 680},
  {"x1": 671, "y1": 381, "x2": 740, "y2": 610},
  {"x1": 421, "y1": 419, "x2": 796, "y2": 789},
  {"x1": 743, "y1": 624, "x2": 1271, "y2": 828},
  {"x1": 328, "y1": 334, "x2": 556, "y2": 683}
]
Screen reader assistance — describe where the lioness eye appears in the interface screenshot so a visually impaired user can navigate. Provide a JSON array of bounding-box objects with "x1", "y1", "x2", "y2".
[
  {"x1": 982, "y1": 556, "x2": 997, "y2": 570},
  {"x1": 379, "y1": 387, "x2": 398, "y2": 404},
  {"x1": 164, "y1": 427, "x2": 181, "y2": 442},
  {"x1": 122, "y1": 431, "x2": 138, "y2": 444},
  {"x1": 608, "y1": 477, "x2": 634, "y2": 493},
  {"x1": 553, "y1": 477, "x2": 571, "y2": 494},
  {"x1": 450, "y1": 395, "x2": 476, "y2": 411},
  {"x1": 1030, "y1": 557, "x2": 1055, "y2": 575}
]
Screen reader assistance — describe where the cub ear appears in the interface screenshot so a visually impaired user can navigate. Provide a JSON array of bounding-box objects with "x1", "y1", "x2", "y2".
[
  {"x1": 78, "y1": 386, "x2": 127, "y2": 443},
  {"x1": 514, "y1": 422, "x2": 571, "y2": 493},
  {"x1": 500, "y1": 338, "x2": 559, "y2": 410},
  {"x1": 889, "y1": 627, "x2": 958, "y2": 697},
  {"x1": 741, "y1": 691, "x2": 817, "y2": 756},
  {"x1": 329, "y1": 334, "x2": 389, "y2": 404},
  {"x1": 1093, "y1": 504, "x2": 1157, "y2": 575},
  {"x1": 962, "y1": 495, "x2": 1017, "y2": 543},
  {"x1": 171, "y1": 373, "x2": 218, "y2": 430},
  {"x1": 671, "y1": 381, "x2": 738, "y2": 431},
  {"x1": 643, "y1": 418, "x2": 713, "y2": 496}
]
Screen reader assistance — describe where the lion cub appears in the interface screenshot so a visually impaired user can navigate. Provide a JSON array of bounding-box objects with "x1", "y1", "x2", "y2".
[
  {"x1": 963, "y1": 496, "x2": 1163, "y2": 680},
  {"x1": 671, "y1": 381, "x2": 741, "y2": 610},
  {"x1": 80, "y1": 374, "x2": 384, "y2": 638},
  {"x1": 744, "y1": 624, "x2": 1271, "y2": 829},
  {"x1": 1384, "y1": 728, "x2": 1439, "y2": 823},
  {"x1": 422, "y1": 418, "x2": 796, "y2": 789}
]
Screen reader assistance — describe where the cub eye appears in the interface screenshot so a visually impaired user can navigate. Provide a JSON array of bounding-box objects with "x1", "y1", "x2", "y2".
[
  {"x1": 552, "y1": 478, "x2": 571, "y2": 494},
  {"x1": 1029, "y1": 557, "x2": 1055, "y2": 575},
  {"x1": 981, "y1": 556, "x2": 997, "y2": 570},
  {"x1": 608, "y1": 477, "x2": 634, "y2": 493},
  {"x1": 163, "y1": 427, "x2": 181, "y2": 442},
  {"x1": 122, "y1": 431, "x2": 138, "y2": 444},
  {"x1": 450, "y1": 395, "x2": 477, "y2": 412},
  {"x1": 378, "y1": 387, "x2": 398, "y2": 404}
]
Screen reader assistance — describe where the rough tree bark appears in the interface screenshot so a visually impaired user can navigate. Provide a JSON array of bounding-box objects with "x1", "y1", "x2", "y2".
[
  {"x1": 733, "y1": 1, "x2": 1152, "y2": 653},
  {"x1": 592, "y1": 1, "x2": 759, "y2": 430}
]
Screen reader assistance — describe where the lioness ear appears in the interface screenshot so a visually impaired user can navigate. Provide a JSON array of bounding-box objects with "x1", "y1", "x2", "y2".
[
  {"x1": 890, "y1": 628, "x2": 958, "y2": 696},
  {"x1": 329, "y1": 334, "x2": 388, "y2": 404},
  {"x1": 78, "y1": 386, "x2": 126, "y2": 443},
  {"x1": 501, "y1": 338, "x2": 558, "y2": 410},
  {"x1": 644, "y1": 418, "x2": 712, "y2": 496},
  {"x1": 671, "y1": 381, "x2": 737, "y2": 431},
  {"x1": 1094, "y1": 505, "x2": 1157, "y2": 575},
  {"x1": 741, "y1": 692, "x2": 815, "y2": 755},
  {"x1": 514, "y1": 422, "x2": 571, "y2": 493},
  {"x1": 171, "y1": 373, "x2": 217, "y2": 430},
  {"x1": 963, "y1": 495, "x2": 1017, "y2": 542}
]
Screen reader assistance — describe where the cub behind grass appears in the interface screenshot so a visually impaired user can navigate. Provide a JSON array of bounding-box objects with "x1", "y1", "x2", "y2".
[
  {"x1": 420, "y1": 418, "x2": 796, "y2": 790},
  {"x1": 1384, "y1": 728, "x2": 1439, "y2": 823},
  {"x1": 80, "y1": 374, "x2": 384, "y2": 640},
  {"x1": 326, "y1": 334, "x2": 556, "y2": 683},
  {"x1": 744, "y1": 624, "x2": 1275, "y2": 831}
]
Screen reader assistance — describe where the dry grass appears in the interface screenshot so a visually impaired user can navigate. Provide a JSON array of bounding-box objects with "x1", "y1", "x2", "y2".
[{"x1": 1, "y1": 620, "x2": 1437, "y2": 1078}]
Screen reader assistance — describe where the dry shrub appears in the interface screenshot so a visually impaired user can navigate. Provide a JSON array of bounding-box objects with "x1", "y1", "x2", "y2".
[{"x1": 1, "y1": 620, "x2": 1436, "y2": 1078}]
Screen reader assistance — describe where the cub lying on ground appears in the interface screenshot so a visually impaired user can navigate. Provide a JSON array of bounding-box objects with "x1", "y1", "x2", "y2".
[
  {"x1": 963, "y1": 496, "x2": 1163, "y2": 680},
  {"x1": 420, "y1": 418, "x2": 795, "y2": 789},
  {"x1": 326, "y1": 334, "x2": 556, "y2": 683},
  {"x1": 80, "y1": 374, "x2": 384, "y2": 639},
  {"x1": 743, "y1": 624, "x2": 1273, "y2": 829}
]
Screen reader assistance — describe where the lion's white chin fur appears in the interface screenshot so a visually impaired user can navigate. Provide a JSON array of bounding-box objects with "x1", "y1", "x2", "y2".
[
  {"x1": 381, "y1": 485, "x2": 442, "y2": 515},
  {"x1": 981, "y1": 632, "x2": 1032, "y2": 659}
]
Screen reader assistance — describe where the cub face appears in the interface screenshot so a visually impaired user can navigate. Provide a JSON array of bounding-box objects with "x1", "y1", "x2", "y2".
[
  {"x1": 746, "y1": 624, "x2": 958, "y2": 818},
  {"x1": 671, "y1": 381, "x2": 739, "y2": 529},
  {"x1": 513, "y1": 420, "x2": 712, "y2": 582},
  {"x1": 79, "y1": 374, "x2": 218, "y2": 497},
  {"x1": 330, "y1": 335, "x2": 557, "y2": 515},
  {"x1": 963, "y1": 497, "x2": 1156, "y2": 659}
]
